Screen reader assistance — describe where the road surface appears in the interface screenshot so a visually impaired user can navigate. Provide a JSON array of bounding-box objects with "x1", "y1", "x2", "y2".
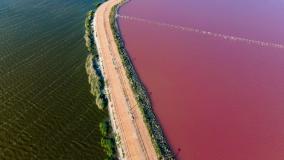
[{"x1": 94, "y1": 0, "x2": 158, "y2": 159}]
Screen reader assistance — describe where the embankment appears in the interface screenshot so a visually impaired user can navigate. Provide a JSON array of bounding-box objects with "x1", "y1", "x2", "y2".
[
  {"x1": 84, "y1": 9, "x2": 117, "y2": 159},
  {"x1": 110, "y1": 2, "x2": 174, "y2": 159}
]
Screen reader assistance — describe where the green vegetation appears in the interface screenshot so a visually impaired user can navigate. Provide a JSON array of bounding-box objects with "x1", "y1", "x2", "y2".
[
  {"x1": 85, "y1": 10, "x2": 107, "y2": 110},
  {"x1": 109, "y1": 2, "x2": 175, "y2": 160},
  {"x1": 85, "y1": 54, "x2": 108, "y2": 110},
  {"x1": 84, "y1": 4, "x2": 117, "y2": 159},
  {"x1": 100, "y1": 121, "x2": 116, "y2": 160},
  {"x1": 100, "y1": 121, "x2": 109, "y2": 137},
  {"x1": 84, "y1": 11, "x2": 92, "y2": 52},
  {"x1": 85, "y1": 10, "x2": 98, "y2": 58}
]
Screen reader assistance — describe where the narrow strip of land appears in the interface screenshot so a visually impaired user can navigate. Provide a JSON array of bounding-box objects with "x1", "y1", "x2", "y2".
[{"x1": 94, "y1": 0, "x2": 158, "y2": 159}]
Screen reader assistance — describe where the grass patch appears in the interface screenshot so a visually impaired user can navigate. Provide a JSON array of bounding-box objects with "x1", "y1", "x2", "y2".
[{"x1": 100, "y1": 121, "x2": 116, "y2": 160}]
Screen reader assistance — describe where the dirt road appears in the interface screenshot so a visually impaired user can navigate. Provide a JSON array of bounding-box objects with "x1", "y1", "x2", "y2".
[{"x1": 94, "y1": 0, "x2": 158, "y2": 159}]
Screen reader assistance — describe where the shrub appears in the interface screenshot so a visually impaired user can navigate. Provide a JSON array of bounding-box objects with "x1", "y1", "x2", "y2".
[
  {"x1": 101, "y1": 138, "x2": 115, "y2": 159},
  {"x1": 84, "y1": 10, "x2": 108, "y2": 110},
  {"x1": 99, "y1": 121, "x2": 109, "y2": 137}
]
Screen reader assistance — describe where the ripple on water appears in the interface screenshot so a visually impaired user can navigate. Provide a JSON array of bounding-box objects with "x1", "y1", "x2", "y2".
[{"x1": 0, "y1": 0, "x2": 107, "y2": 159}]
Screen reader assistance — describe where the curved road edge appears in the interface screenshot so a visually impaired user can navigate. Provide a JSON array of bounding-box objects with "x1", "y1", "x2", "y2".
[{"x1": 93, "y1": 0, "x2": 159, "y2": 159}]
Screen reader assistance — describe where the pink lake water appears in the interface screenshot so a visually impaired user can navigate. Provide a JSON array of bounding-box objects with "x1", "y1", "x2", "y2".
[{"x1": 118, "y1": 0, "x2": 284, "y2": 159}]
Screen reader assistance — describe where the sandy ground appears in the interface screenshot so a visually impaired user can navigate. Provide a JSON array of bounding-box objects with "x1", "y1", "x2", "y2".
[{"x1": 94, "y1": 0, "x2": 158, "y2": 159}]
